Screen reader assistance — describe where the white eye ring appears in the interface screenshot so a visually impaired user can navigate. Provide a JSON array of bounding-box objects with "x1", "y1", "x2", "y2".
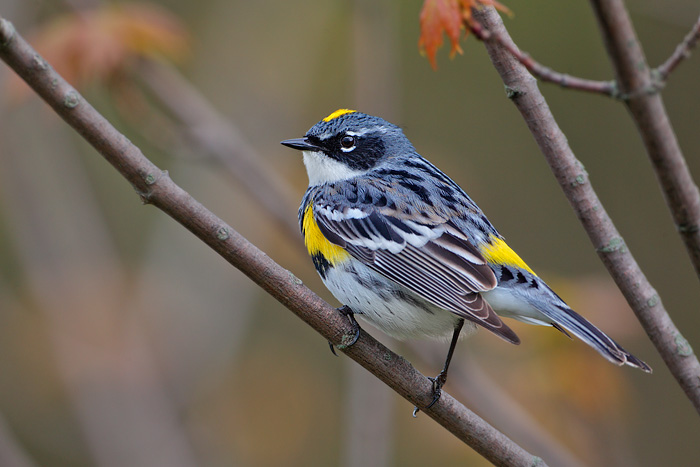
[{"x1": 340, "y1": 135, "x2": 356, "y2": 152}]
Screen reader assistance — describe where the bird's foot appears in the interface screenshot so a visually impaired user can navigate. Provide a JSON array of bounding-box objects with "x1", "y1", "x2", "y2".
[
  {"x1": 412, "y1": 371, "x2": 448, "y2": 417},
  {"x1": 328, "y1": 305, "x2": 361, "y2": 356}
]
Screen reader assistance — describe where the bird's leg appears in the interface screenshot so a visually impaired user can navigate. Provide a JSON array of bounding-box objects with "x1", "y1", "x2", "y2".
[
  {"x1": 328, "y1": 305, "x2": 361, "y2": 356},
  {"x1": 413, "y1": 319, "x2": 464, "y2": 417}
]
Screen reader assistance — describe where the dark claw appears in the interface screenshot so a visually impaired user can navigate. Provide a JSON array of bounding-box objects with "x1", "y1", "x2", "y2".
[
  {"x1": 328, "y1": 305, "x2": 361, "y2": 356},
  {"x1": 426, "y1": 373, "x2": 446, "y2": 409},
  {"x1": 328, "y1": 340, "x2": 338, "y2": 357},
  {"x1": 413, "y1": 372, "x2": 446, "y2": 417}
]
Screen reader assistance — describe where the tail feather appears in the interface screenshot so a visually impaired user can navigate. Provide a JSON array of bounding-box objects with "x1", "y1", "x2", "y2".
[{"x1": 544, "y1": 304, "x2": 652, "y2": 373}]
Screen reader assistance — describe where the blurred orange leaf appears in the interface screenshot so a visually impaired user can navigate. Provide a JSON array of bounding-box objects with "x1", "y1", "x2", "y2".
[
  {"x1": 7, "y1": 3, "x2": 189, "y2": 101},
  {"x1": 504, "y1": 276, "x2": 640, "y2": 418},
  {"x1": 418, "y1": 0, "x2": 463, "y2": 70},
  {"x1": 418, "y1": 0, "x2": 511, "y2": 69}
]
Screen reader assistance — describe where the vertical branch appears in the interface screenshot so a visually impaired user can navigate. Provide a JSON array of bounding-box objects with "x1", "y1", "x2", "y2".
[
  {"x1": 589, "y1": 0, "x2": 700, "y2": 283},
  {"x1": 471, "y1": 6, "x2": 700, "y2": 415}
]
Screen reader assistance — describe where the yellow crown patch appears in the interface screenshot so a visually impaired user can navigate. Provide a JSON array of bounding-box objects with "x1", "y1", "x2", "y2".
[{"x1": 323, "y1": 109, "x2": 357, "y2": 122}]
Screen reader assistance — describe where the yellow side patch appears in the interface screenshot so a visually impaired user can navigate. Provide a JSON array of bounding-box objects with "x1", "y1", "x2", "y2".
[
  {"x1": 302, "y1": 204, "x2": 350, "y2": 265},
  {"x1": 480, "y1": 235, "x2": 536, "y2": 275},
  {"x1": 323, "y1": 109, "x2": 357, "y2": 122}
]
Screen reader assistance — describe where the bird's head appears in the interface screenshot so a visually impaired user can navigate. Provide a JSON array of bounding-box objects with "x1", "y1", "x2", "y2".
[{"x1": 281, "y1": 109, "x2": 413, "y2": 186}]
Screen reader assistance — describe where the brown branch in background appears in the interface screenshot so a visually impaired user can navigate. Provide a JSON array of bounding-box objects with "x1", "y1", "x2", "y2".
[
  {"x1": 469, "y1": 22, "x2": 617, "y2": 97},
  {"x1": 471, "y1": 6, "x2": 700, "y2": 415},
  {"x1": 0, "y1": 413, "x2": 36, "y2": 467},
  {"x1": 410, "y1": 342, "x2": 586, "y2": 467},
  {"x1": 656, "y1": 13, "x2": 700, "y2": 82},
  {"x1": 588, "y1": 1, "x2": 700, "y2": 288},
  {"x1": 0, "y1": 132, "x2": 202, "y2": 466},
  {"x1": 0, "y1": 16, "x2": 546, "y2": 466},
  {"x1": 134, "y1": 60, "x2": 301, "y2": 243},
  {"x1": 343, "y1": 1, "x2": 400, "y2": 464}
]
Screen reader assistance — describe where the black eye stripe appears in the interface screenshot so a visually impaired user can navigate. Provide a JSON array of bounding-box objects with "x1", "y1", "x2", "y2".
[{"x1": 305, "y1": 131, "x2": 384, "y2": 171}]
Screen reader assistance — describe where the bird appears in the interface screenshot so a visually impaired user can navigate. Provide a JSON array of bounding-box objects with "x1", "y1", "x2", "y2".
[{"x1": 281, "y1": 109, "x2": 651, "y2": 411}]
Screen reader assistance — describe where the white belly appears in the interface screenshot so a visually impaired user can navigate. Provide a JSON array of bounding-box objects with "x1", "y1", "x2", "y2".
[{"x1": 322, "y1": 261, "x2": 477, "y2": 341}]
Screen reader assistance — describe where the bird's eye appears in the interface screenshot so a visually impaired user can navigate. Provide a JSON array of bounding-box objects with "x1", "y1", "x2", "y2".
[{"x1": 340, "y1": 135, "x2": 356, "y2": 149}]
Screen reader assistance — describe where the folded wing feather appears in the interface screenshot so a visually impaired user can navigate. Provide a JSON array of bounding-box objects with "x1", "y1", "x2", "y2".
[{"x1": 314, "y1": 204, "x2": 520, "y2": 344}]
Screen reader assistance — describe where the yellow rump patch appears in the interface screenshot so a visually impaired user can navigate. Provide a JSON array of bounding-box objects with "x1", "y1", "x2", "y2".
[
  {"x1": 323, "y1": 109, "x2": 357, "y2": 122},
  {"x1": 480, "y1": 235, "x2": 536, "y2": 275},
  {"x1": 302, "y1": 204, "x2": 350, "y2": 265}
]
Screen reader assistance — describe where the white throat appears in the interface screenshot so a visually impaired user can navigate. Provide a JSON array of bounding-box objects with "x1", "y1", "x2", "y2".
[{"x1": 302, "y1": 150, "x2": 364, "y2": 186}]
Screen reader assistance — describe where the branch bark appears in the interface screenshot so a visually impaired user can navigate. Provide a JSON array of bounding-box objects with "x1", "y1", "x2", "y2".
[
  {"x1": 472, "y1": 6, "x2": 700, "y2": 415},
  {"x1": 469, "y1": 22, "x2": 617, "y2": 97},
  {"x1": 588, "y1": 1, "x2": 700, "y2": 284},
  {"x1": 411, "y1": 343, "x2": 586, "y2": 467},
  {"x1": 0, "y1": 15, "x2": 545, "y2": 466},
  {"x1": 470, "y1": 11, "x2": 700, "y2": 99},
  {"x1": 656, "y1": 13, "x2": 700, "y2": 82}
]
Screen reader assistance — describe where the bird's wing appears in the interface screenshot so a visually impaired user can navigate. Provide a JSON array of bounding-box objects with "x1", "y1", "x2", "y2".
[{"x1": 313, "y1": 204, "x2": 520, "y2": 344}]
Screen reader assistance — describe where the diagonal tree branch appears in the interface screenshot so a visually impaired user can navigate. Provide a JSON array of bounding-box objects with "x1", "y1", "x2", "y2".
[
  {"x1": 472, "y1": 6, "x2": 700, "y2": 415},
  {"x1": 0, "y1": 15, "x2": 545, "y2": 467},
  {"x1": 588, "y1": 0, "x2": 700, "y2": 287}
]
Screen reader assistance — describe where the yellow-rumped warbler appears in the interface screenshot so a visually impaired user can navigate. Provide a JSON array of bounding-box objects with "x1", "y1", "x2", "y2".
[{"x1": 282, "y1": 109, "x2": 651, "y2": 408}]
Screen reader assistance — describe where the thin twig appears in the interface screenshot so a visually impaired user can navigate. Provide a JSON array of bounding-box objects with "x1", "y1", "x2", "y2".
[
  {"x1": 0, "y1": 16, "x2": 546, "y2": 466},
  {"x1": 469, "y1": 21, "x2": 617, "y2": 97},
  {"x1": 472, "y1": 6, "x2": 700, "y2": 415},
  {"x1": 589, "y1": 2, "x2": 700, "y2": 304},
  {"x1": 656, "y1": 13, "x2": 700, "y2": 81}
]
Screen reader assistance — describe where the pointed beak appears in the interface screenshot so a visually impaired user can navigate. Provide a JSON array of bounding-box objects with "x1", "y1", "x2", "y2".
[{"x1": 280, "y1": 137, "x2": 321, "y2": 151}]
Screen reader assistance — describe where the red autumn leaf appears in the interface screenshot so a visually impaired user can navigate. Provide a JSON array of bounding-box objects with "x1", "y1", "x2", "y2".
[
  {"x1": 418, "y1": 0, "x2": 463, "y2": 70},
  {"x1": 418, "y1": 0, "x2": 512, "y2": 69}
]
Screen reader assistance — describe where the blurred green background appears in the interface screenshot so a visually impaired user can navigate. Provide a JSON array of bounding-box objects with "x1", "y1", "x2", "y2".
[{"x1": 1, "y1": 0, "x2": 699, "y2": 465}]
